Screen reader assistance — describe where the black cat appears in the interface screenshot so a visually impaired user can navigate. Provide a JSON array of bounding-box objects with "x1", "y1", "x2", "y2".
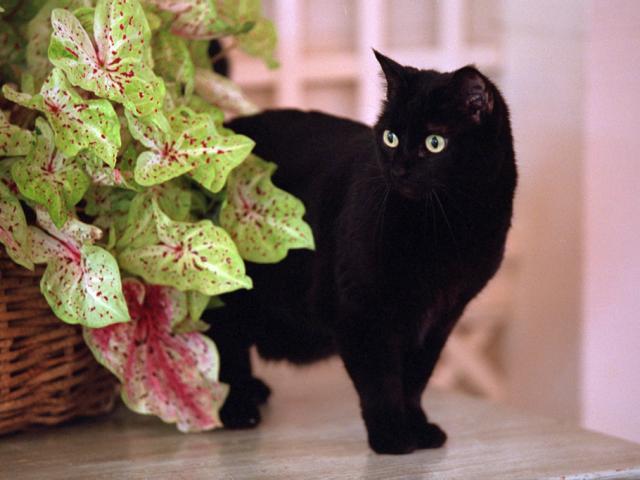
[{"x1": 206, "y1": 51, "x2": 517, "y2": 454}]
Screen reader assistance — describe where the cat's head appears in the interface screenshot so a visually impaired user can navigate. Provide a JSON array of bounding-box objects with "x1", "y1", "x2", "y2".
[{"x1": 372, "y1": 50, "x2": 511, "y2": 201}]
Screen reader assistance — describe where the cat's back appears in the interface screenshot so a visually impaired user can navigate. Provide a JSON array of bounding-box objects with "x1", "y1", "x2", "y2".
[{"x1": 227, "y1": 109, "x2": 373, "y2": 202}]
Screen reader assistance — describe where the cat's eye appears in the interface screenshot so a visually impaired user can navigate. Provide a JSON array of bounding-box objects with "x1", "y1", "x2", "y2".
[
  {"x1": 425, "y1": 134, "x2": 447, "y2": 153},
  {"x1": 383, "y1": 130, "x2": 399, "y2": 148}
]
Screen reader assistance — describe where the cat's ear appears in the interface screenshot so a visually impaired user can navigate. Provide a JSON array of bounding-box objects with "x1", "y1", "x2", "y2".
[
  {"x1": 373, "y1": 49, "x2": 407, "y2": 99},
  {"x1": 452, "y1": 66, "x2": 494, "y2": 124}
]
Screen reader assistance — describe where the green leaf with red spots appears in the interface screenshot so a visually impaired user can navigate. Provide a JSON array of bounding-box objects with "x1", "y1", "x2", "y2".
[
  {"x1": 0, "y1": 182, "x2": 33, "y2": 269},
  {"x1": 220, "y1": 155, "x2": 315, "y2": 263},
  {"x1": 0, "y1": 111, "x2": 34, "y2": 157},
  {"x1": 118, "y1": 198, "x2": 252, "y2": 295},
  {"x1": 83, "y1": 279, "x2": 228, "y2": 432},
  {"x1": 187, "y1": 131, "x2": 254, "y2": 194},
  {"x1": 12, "y1": 118, "x2": 89, "y2": 228},
  {"x1": 126, "y1": 107, "x2": 253, "y2": 189},
  {"x1": 30, "y1": 207, "x2": 130, "y2": 327},
  {"x1": 2, "y1": 69, "x2": 121, "y2": 166},
  {"x1": 25, "y1": 0, "x2": 94, "y2": 88},
  {"x1": 48, "y1": 0, "x2": 165, "y2": 116}
]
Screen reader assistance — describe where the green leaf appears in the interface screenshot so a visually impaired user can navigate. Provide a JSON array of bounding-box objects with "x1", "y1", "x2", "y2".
[
  {"x1": 152, "y1": 29, "x2": 195, "y2": 99},
  {"x1": 237, "y1": 16, "x2": 278, "y2": 69},
  {"x1": 0, "y1": 182, "x2": 33, "y2": 269},
  {"x1": 2, "y1": 69, "x2": 122, "y2": 166},
  {"x1": 0, "y1": 111, "x2": 34, "y2": 157},
  {"x1": 184, "y1": 94, "x2": 225, "y2": 126},
  {"x1": 220, "y1": 155, "x2": 315, "y2": 263},
  {"x1": 0, "y1": 20, "x2": 25, "y2": 69},
  {"x1": 127, "y1": 107, "x2": 253, "y2": 189},
  {"x1": 48, "y1": 0, "x2": 165, "y2": 116},
  {"x1": 72, "y1": 6, "x2": 94, "y2": 37},
  {"x1": 172, "y1": 290, "x2": 211, "y2": 334},
  {"x1": 25, "y1": 0, "x2": 93, "y2": 88},
  {"x1": 30, "y1": 208, "x2": 130, "y2": 327},
  {"x1": 12, "y1": 118, "x2": 89, "y2": 227},
  {"x1": 188, "y1": 40, "x2": 210, "y2": 69},
  {"x1": 79, "y1": 150, "x2": 125, "y2": 187},
  {"x1": 84, "y1": 183, "x2": 135, "y2": 232},
  {"x1": 187, "y1": 132, "x2": 254, "y2": 193},
  {"x1": 215, "y1": 0, "x2": 278, "y2": 68},
  {"x1": 118, "y1": 198, "x2": 252, "y2": 295},
  {"x1": 193, "y1": 68, "x2": 259, "y2": 116},
  {"x1": 83, "y1": 280, "x2": 228, "y2": 432}
]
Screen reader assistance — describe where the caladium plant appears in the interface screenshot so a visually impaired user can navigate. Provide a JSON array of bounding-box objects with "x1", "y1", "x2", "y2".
[{"x1": 0, "y1": 0, "x2": 312, "y2": 432}]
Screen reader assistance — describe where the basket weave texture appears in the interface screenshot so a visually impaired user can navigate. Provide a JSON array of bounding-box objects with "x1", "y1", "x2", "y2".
[{"x1": 0, "y1": 252, "x2": 118, "y2": 435}]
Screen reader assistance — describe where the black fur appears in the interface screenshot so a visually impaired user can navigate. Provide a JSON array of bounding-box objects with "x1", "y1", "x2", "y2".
[{"x1": 205, "y1": 51, "x2": 517, "y2": 454}]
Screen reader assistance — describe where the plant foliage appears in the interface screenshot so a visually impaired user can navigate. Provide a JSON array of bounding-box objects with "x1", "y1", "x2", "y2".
[{"x1": 0, "y1": 0, "x2": 312, "y2": 431}]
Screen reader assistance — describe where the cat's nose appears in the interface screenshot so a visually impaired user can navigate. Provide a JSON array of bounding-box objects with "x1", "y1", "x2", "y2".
[{"x1": 391, "y1": 165, "x2": 407, "y2": 178}]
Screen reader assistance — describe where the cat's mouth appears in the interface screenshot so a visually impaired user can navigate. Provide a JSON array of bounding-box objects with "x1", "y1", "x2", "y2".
[{"x1": 392, "y1": 181, "x2": 427, "y2": 201}]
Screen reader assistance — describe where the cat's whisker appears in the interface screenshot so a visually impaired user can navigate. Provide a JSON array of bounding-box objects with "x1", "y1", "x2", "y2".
[
  {"x1": 439, "y1": 189, "x2": 473, "y2": 231},
  {"x1": 374, "y1": 185, "x2": 391, "y2": 253},
  {"x1": 433, "y1": 191, "x2": 462, "y2": 266}
]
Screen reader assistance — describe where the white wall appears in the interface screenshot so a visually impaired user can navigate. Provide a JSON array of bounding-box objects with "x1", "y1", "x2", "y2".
[
  {"x1": 582, "y1": 0, "x2": 640, "y2": 444},
  {"x1": 502, "y1": 0, "x2": 586, "y2": 421}
]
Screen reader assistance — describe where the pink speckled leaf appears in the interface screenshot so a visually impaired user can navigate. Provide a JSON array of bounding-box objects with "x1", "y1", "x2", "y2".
[
  {"x1": 220, "y1": 155, "x2": 315, "y2": 263},
  {"x1": 30, "y1": 208, "x2": 130, "y2": 327},
  {"x1": 0, "y1": 111, "x2": 34, "y2": 156},
  {"x1": 48, "y1": 0, "x2": 165, "y2": 116},
  {"x1": 148, "y1": 0, "x2": 249, "y2": 40},
  {"x1": 11, "y1": 118, "x2": 89, "y2": 228},
  {"x1": 117, "y1": 198, "x2": 252, "y2": 295},
  {"x1": 0, "y1": 182, "x2": 33, "y2": 269},
  {"x1": 83, "y1": 279, "x2": 228, "y2": 432}
]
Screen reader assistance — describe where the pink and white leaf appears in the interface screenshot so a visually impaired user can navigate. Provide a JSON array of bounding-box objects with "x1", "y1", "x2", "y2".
[
  {"x1": 30, "y1": 209, "x2": 130, "y2": 327},
  {"x1": 83, "y1": 280, "x2": 229, "y2": 432}
]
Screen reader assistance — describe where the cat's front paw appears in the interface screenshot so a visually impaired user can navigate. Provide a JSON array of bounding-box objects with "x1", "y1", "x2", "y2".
[
  {"x1": 220, "y1": 387, "x2": 262, "y2": 429},
  {"x1": 364, "y1": 412, "x2": 417, "y2": 454},
  {"x1": 413, "y1": 421, "x2": 447, "y2": 449},
  {"x1": 248, "y1": 377, "x2": 272, "y2": 405},
  {"x1": 406, "y1": 407, "x2": 447, "y2": 449}
]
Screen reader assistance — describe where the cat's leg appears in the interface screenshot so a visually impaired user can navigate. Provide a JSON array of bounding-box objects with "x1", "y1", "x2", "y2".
[
  {"x1": 402, "y1": 321, "x2": 455, "y2": 449},
  {"x1": 337, "y1": 317, "x2": 417, "y2": 454},
  {"x1": 205, "y1": 303, "x2": 269, "y2": 429}
]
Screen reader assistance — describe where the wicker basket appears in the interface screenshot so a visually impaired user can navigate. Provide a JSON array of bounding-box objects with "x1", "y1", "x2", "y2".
[{"x1": 0, "y1": 252, "x2": 118, "y2": 435}]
